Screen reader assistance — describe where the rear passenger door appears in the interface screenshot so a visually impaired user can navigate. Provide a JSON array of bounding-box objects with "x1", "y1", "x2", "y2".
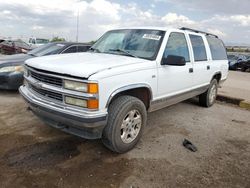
[
  {"x1": 189, "y1": 34, "x2": 211, "y2": 87},
  {"x1": 157, "y1": 32, "x2": 193, "y2": 98}
]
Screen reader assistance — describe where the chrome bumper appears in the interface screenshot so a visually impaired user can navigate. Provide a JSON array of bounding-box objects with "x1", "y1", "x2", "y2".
[{"x1": 19, "y1": 85, "x2": 107, "y2": 139}]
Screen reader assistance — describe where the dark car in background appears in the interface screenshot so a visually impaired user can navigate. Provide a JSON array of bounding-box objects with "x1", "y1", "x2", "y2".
[
  {"x1": 228, "y1": 54, "x2": 239, "y2": 70},
  {"x1": 0, "y1": 42, "x2": 91, "y2": 90},
  {"x1": 227, "y1": 54, "x2": 250, "y2": 71},
  {"x1": 0, "y1": 39, "x2": 32, "y2": 55},
  {"x1": 237, "y1": 55, "x2": 250, "y2": 72}
]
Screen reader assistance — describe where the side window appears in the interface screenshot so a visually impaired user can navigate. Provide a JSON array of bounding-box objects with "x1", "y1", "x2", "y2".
[
  {"x1": 206, "y1": 36, "x2": 227, "y2": 60},
  {"x1": 164, "y1": 32, "x2": 190, "y2": 62},
  {"x1": 77, "y1": 46, "x2": 88, "y2": 52},
  {"x1": 62, "y1": 46, "x2": 77, "y2": 54},
  {"x1": 189, "y1": 35, "x2": 207, "y2": 61}
]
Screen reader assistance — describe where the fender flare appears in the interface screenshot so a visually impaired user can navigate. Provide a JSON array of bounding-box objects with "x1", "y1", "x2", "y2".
[{"x1": 105, "y1": 83, "x2": 153, "y2": 108}]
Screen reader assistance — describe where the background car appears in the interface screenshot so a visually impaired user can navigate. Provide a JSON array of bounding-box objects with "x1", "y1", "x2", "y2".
[
  {"x1": 0, "y1": 42, "x2": 91, "y2": 90},
  {"x1": 237, "y1": 55, "x2": 250, "y2": 72},
  {"x1": 228, "y1": 54, "x2": 239, "y2": 70},
  {"x1": 28, "y1": 37, "x2": 50, "y2": 48},
  {"x1": 0, "y1": 39, "x2": 32, "y2": 55}
]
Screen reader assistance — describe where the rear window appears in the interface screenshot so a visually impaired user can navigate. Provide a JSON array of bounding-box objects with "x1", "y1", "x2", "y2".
[
  {"x1": 206, "y1": 36, "x2": 227, "y2": 60},
  {"x1": 189, "y1": 35, "x2": 207, "y2": 61}
]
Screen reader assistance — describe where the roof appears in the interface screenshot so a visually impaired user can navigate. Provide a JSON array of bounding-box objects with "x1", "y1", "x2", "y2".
[{"x1": 111, "y1": 26, "x2": 219, "y2": 38}]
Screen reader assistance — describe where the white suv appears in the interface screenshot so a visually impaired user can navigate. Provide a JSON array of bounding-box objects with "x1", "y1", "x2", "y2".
[{"x1": 19, "y1": 27, "x2": 228, "y2": 153}]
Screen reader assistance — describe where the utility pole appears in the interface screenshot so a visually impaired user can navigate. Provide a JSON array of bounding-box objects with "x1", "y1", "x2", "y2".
[{"x1": 76, "y1": 9, "x2": 79, "y2": 42}]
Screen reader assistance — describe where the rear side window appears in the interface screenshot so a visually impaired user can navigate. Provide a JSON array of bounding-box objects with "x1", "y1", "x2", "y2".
[
  {"x1": 77, "y1": 46, "x2": 89, "y2": 52},
  {"x1": 206, "y1": 36, "x2": 227, "y2": 60},
  {"x1": 63, "y1": 46, "x2": 77, "y2": 53},
  {"x1": 189, "y1": 35, "x2": 207, "y2": 61},
  {"x1": 164, "y1": 32, "x2": 190, "y2": 62}
]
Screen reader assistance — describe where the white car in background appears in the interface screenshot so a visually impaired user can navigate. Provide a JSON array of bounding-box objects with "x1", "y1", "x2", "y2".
[{"x1": 28, "y1": 37, "x2": 49, "y2": 48}]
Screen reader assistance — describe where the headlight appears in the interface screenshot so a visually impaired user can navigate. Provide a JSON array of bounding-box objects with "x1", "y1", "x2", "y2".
[
  {"x1": 0, "y1": 66, "x2": 24, "y2": 73},
  {"x1": 23, "y1": 66, "x2": 28, "y2": 76},
  {"x1": 64, "y1": 80, "x2": 98, "y2": 94}
]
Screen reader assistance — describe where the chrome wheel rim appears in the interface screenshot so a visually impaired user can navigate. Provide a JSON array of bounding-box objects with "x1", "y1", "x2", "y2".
[
  {"x1": 209, "y1": 84, "x2": 217, "y2": 104},
  {"x1": 120, "y1": 110, "x2": 142, "y2": 144}
]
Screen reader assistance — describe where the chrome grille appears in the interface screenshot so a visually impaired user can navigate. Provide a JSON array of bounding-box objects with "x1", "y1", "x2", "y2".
[
  {"x1": 30, "y1": 70, "x2": 63, "y2": 87},
  {"x1": 30, "y1": 84, "x2": 63, "y2": 102}
]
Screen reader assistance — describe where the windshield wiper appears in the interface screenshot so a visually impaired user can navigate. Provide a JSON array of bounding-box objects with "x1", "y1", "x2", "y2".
[
  {"x1": 108, "y1": 48, "x2": 138, "y2": 58},
  {"x1": 88, "y1": 47, "x2": 101, "y2": 53}
]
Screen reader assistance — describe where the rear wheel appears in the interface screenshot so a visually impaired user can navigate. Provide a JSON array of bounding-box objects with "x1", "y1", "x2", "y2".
[
  {"x1": 102, "y1": 95, "x2": 147, "y2": 153},
  {"x1": 199, "y1": 79, "x2": 218, "y2": 107}
]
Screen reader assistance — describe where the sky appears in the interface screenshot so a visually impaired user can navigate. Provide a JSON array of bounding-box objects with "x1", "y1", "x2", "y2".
[{"x1": 0, "y1": 0, "x2": 250, "y2": 45}]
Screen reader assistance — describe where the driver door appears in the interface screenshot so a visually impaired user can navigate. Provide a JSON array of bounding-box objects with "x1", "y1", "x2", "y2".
[{"x1": 157, "y1": 32, "x2": 194, "y2": 100}]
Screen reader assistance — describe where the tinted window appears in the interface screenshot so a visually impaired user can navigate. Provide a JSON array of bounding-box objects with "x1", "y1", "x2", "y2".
[
  {"x1": 36, "y1": 39, "x2": 49, "y2": 44},
  {"x1": 28, "y1": 43, "x2": 65, "y2": 56},
  {"x1": 190, "y1": 35, "x2": 207, "y2": 61},
  {"x1": 77, "y1": 45, "x2": 89, "y2": 52},
  {"x1": 206, "y1": 36, "x2": 227, "y2": 60},
  {"x1": 164, "y1": 32, "x2": 190, "y2": 62},
  {"x1": 62, "y1": 46, "x2": 77, "y2": 53}
]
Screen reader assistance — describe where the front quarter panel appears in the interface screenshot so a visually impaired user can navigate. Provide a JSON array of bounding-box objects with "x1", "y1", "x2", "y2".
[{"x1": 89, "y1": 61, "x2": 157, "y2": 111}]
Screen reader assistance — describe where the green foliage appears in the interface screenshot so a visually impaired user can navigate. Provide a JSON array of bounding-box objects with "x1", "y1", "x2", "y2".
[
  {"x1": 226, "y1": 47, "x2": 250, "y2": 53},
  {"x1": 89, "y1": 40, "x2": 96, "y2": 45},
  {"x1": 51, "y1": 36, "x2": 66, "y2": 42}
]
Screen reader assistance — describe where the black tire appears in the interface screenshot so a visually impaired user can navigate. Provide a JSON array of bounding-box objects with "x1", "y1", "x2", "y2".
[
  {"x1": 199, "y1": 79, "x2": 218, "y2": 107},
  {"x1": 102, "y1": 95, "x2": 147, "y2": 153}
]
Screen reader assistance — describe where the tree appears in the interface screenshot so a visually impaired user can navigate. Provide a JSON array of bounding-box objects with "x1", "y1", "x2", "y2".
[{"x1": 51, "y1": 36, "x2": 66, "y2": 42}]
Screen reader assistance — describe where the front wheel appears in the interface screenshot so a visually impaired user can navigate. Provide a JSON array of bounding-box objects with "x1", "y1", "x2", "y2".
[
  {"x1": 102, "y1": 95, "x2": 147, "y2": 153},
  {"x1": 199, "y1": 79, "x2": 218, "y2": 107}
]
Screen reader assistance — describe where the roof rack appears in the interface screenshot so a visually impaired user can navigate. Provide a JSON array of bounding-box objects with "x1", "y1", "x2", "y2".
[{"x1": 180, "y1": 27, "x2": 218, "y2": 38}]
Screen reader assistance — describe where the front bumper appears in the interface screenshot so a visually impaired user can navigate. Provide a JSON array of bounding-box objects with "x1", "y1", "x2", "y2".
[
  {"x1": 19, "y1": 85, "x2": 107, "y2": 139},
  {"x1": 0, "y1": 72, "x2": 23, "y2": 90}
]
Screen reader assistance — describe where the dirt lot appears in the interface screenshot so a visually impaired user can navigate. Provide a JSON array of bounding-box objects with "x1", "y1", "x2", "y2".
[{"x1": 0, "y1": 91, "x2": 249, "y2": 188}]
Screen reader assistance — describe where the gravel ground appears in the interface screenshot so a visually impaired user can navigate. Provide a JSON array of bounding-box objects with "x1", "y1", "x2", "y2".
[{"x1": 0, "y1": 91, "x2": 249, "y2": 188}]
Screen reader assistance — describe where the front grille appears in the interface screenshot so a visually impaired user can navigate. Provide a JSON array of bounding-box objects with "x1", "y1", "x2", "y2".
[
  {"x1": 30, "y1": 84, "x2": 63, "y2": 102},
  {"x1": 30, "y1": 70, "x2": 63, "y2": 87}
]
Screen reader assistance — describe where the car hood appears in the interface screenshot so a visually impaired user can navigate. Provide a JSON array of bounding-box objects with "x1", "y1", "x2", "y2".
[
  {"x1": 0, "y1": 54, "x2": 31, "y2": 67},
  {"x1": 25, "y1": 52, "x2": 150, "y2": 78}
]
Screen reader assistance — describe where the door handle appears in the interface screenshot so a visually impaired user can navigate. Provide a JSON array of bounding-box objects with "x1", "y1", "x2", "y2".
[
  {"x1": 189, "y1": 68, "x2": 193, "y2": 73},
  {"x1": 207, "y1": 65, "x2": 210, "y2": 70}
]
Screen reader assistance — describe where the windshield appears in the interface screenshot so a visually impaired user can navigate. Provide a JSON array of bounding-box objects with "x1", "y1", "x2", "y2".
[
  {"x1": 91, "y1": 29, "x2": 165, "y2": 60},
  {"x1": 28, "y1": 43, "x2": 65, "y2": 56}
]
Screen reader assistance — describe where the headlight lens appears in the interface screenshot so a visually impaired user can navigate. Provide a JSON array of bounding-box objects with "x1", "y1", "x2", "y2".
[
  {"x1": 65, "y1": 96, "x2": 87, "y2": 108},
  {"x1": 64, "y1": 80, "x2": 98, "y2": 94},
  {"x1": 23, "y1": 67, "x2": 28, "y2": 76},
  {"x1": 64, "y1": 80, "x2": 88, "y2": 92},
  {"x1": 0, "y1": 65, "x2": 24, "y2": 73}
]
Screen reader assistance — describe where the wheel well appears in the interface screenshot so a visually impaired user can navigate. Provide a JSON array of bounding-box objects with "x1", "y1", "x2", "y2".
[
  {"x1": 212, "y1": 73, "x2": 221, "y2": 83},
  {"x1": 109, "y1": 87, "x2": 151, "y2": 110}
]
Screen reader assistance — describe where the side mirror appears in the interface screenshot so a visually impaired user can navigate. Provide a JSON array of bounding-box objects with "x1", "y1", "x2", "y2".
[{"x1": 161, "y1": 55, "x2": 186, "y2": 66}]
